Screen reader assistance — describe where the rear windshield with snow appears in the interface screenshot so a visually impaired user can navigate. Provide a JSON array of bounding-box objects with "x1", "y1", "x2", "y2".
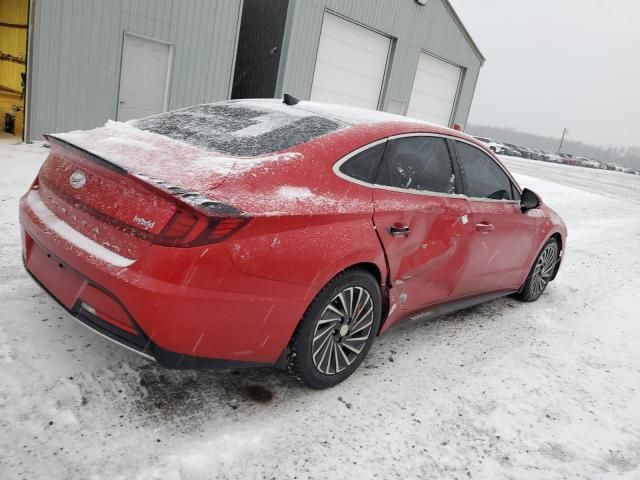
[{"x1": 133, "y1": 102, "x2": 345, "y2": 157}]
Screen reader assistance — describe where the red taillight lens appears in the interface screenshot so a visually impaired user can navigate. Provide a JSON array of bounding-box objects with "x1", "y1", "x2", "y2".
[{"x1": 154, "y1": 206, "x2": 250, "y2": 247}]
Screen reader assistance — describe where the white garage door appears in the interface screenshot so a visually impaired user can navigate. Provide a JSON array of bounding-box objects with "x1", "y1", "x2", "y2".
[
  {"x1": 407, "y1": 52, "x2": 462, "y2": 126},
  {"x1": 117, "y1": 34, "x2": 171, "y2": 122},
  {"x1": 310, "y1": 13, "x2": 391, "y2": 110}
]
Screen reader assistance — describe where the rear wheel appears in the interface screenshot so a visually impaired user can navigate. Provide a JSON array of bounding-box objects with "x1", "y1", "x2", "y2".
[
  {"x1": 287, "y1": 269, "x2": 382, "y2": 389},
  {"x1": 516, "y1": 238, "x2": 559, "y2": 302}
]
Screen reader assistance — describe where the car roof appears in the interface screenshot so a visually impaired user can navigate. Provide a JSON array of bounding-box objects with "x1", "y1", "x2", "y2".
[
  {"x1": 254, "y1": 99, "x2": 486, "y2": 148},
  {"x1": 245, "y1": 99, "x2": 436, "y2": 128},
  {"x1": 132, "y1": 98, "x2": 488, "y2": 159}
]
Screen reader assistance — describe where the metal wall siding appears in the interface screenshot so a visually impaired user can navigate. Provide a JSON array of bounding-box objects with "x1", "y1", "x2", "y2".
[
  {"x1": 29, "y1": 0, "x2": 242, "y2": 139},
  {"x1": 279, "y1": 0, "x2": 482, "y2": 126}
]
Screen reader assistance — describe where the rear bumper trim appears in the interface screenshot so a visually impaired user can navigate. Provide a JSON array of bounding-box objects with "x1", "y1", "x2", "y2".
[
  {"x1": 24, "y1": 264, "x2": 156, "y2": 362},
  {"x1": 71, "y1": 311, "x2": 156, "y2": 361},
  {"x1": 73, "y1": 303, "x2": 156, "y2": 361}
]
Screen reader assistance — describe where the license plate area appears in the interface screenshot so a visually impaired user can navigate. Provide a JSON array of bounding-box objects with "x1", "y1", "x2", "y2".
[{"x1": 26, "y1": 235, "x2": 87, "y2": 309}]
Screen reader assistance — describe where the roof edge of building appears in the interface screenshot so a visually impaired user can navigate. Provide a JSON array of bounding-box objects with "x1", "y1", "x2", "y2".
[{"x1": 442, "y1": 0, "x2": 486, "y2": 65}]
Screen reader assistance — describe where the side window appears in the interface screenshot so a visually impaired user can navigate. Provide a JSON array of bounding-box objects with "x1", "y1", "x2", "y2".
[
  {"x1": 376, "y1": 136, "x2": 455, "y2": 194},
  {"x1": 339, "y1": 142, "x2": 386, "y2": 183},
  {"x1": 455, "y1": 142, "x2": 515, "y2": 200}
]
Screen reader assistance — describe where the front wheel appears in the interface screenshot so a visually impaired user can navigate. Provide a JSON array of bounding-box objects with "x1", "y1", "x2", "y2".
[
  {"x1": 287, "y1": 269, "x2": 382, "y2": 389},
  {"x1": 516, "y1": 238, "x2": 559, "y2": 302}
]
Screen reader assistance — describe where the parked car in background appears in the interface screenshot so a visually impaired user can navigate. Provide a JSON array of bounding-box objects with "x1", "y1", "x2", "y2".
[
  {"x1": 19, "y1": 99, "x2": 567, "y2": 388},
  {"x1": 533, "y1": 149, "x2": 547, "y2": 161},
  {"x1": 472, "y1": 136, "x2": 509, "y2": 155},
  {"x1": 524, "y1": 148, "x2": 543, "y2": 161},
  {"x1": 559, "y1": 153, "x2": 578, "y2": 165},
  {"x1": 503, "y1": 143, "x2": 528, "y2": 158},
  {"x1": 499, "y1": 144, "x2": 522, "y2": 157},
  {"x1": 542, "y1": 152, "x2": 564, "y2": 163},
  {"x1": 584, "y1": 158, "x2": 607, "y2": 169},
  {"x1": 513, "y1": 144, "x2": 539, "y2": 160}
]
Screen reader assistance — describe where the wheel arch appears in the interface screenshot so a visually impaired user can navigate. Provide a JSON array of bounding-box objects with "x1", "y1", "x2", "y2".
[
  {"x1": 520, "y1": 227, "x2": 565, "y2": 290},
  {"x1": 347, "y1": 262, "x2": 391, "y2": 331},
  {"x1": 549, "y1": 231, "x2": 563, "y2": 253},
  {"x1": 300, "y1": 256, "x2": 390, "y2": 334},
  {"x1": 548, "y1": 232, "x2": 564, "y2": 280},
  {"x1": 529, "y1": 229, "x2": 564, "y2": 283}
]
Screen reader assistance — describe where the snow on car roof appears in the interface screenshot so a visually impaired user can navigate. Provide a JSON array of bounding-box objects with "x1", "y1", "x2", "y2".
[
  {"x1": 132, "y1": 99, "x2": 439, "y2": 157},
  {"x1": 133, "y1": 100, "x2": 346, "y2": 157},
  {"x1": 291, "y1": 100, "x2": 437, "y2": 127}
]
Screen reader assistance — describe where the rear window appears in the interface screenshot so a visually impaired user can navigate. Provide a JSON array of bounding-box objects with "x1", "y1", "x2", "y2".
[{"x1": 133, "y1": 102, "x2": 345, "y2": 157}]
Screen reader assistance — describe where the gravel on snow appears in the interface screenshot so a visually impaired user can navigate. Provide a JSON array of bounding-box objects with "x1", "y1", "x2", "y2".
[{"x1": 1, "y1": 142, "x2": 640, "y2": 479}]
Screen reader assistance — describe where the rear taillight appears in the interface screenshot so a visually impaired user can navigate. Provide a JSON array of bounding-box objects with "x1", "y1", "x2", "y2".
[{"x1": 153, "y1": 206, "x2": 250, "y2": 248}]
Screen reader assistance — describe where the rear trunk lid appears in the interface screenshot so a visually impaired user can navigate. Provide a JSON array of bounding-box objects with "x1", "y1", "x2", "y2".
[
  {"x1": 49, "y1": 120, "x2": 234, "y2": 192},
  {"x1": 38, "y1": 122, "x2": 234, "y2": 260}
]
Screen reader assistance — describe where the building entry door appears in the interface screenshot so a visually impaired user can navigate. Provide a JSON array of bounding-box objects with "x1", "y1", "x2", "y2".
[{"x1": 117, "y1": 33, "x2": 171, "y2": 122}]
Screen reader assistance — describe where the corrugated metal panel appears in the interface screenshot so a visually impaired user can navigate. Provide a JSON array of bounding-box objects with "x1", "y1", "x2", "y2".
[
  {"x1": 28, "y1": 0, "x2": 242, "y2": 140},
  {"x1": 278, "y1": 0, "x2": 483, "y2": 127}
]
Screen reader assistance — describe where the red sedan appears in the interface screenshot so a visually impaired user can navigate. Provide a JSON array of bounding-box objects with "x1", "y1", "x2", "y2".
[{"x1": 19, "y1": 98, "x2": 566, "y2": 388}]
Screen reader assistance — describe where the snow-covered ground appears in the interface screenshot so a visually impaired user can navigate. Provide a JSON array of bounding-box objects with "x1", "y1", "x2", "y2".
[{"x1": 1, "y1": 144, "x2": 640, "y2": 479}]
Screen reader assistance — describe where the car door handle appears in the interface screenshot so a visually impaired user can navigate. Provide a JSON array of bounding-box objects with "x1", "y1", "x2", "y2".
[
  {"x1": 387, "y1": 225, "x2": 411, "y2": 237},
  {"x1": 475, "y1": 222, "x2": 495, "y2": 233}
]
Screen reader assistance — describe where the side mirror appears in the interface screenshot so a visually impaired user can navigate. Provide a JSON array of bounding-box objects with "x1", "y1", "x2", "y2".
[{"x1": 521, "y1": 188, "x2": 541, "y2": 212}]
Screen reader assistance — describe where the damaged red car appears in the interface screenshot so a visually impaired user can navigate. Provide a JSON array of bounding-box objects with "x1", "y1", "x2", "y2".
[{"x1": 19, "y1": 98, "x2": 566, "y2": 388}]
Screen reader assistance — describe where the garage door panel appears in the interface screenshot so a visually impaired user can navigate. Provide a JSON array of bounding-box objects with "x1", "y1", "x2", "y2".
[
  {"x1": 320, "y1": 14, "x2": 390, "y2": 56},
  {"x1": 309, "y1": 87, "x2": 376, "y2": 110},
  {"x1": 313, "y1": 63, "x2": 384, "y2": 99},
  {"x1": 407, "y1": 104, "x2": 453, "y2": 126},
  {"x1": 412, "y1": 71, "x2": 459, "y2": 98},
  {"x1": 310, "y1": 13, "x2": 390, "y2": 110},
  {"x1": 408, "y1": 91, "x2": 455, "y2": 118},
  {"x1": 407, "y1": 52, "x2": 461, "y2": 126},
  {"x1": 416, "y1": 55, "x2": 461, "y2": 82},
  {"x1": 316, "y1": 35, "x2": 389, "y2": 79},
  {"x1": 313, "y1": 58, "x2": 387, "y2": 92}
]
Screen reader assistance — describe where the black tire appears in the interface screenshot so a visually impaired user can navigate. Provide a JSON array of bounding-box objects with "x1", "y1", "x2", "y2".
[
  {"x1": 287, "y1": 269, "x2": 382, "y2": 389},
  {"x1": 515, "y1": 238, "x2": 559, "y2": 302}
]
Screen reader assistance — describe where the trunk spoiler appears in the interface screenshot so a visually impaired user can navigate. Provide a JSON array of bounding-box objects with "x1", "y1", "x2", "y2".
[{"x1": 45, "y1": 134, "x2": 128, "y2": 175}]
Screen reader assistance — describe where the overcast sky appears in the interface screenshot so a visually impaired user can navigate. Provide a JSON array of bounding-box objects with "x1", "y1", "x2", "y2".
[{"x1": 449, "y1": 0, "x2": 640, "y2": 148}]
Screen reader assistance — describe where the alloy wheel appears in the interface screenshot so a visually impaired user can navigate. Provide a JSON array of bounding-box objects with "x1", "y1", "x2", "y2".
[
  {"x1": 311, "y1": 287, "x2": 375, "y2": 375},
  {"x1": 530, "y1": 242, "x2": 558, "y2": 297}
]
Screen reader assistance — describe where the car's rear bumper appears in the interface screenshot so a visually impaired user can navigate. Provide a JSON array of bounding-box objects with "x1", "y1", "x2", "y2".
[
  {"x1": 25, "y1": 264, "x2": 279, "y2": 368},
  {"x1": 19, "y1": 190, "x2": 307, "y2": 368}
]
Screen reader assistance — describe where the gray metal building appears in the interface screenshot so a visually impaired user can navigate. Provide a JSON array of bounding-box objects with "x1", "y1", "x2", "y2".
[{"x1": 22, "y1": 0, "x2": 483, "y2": 142}]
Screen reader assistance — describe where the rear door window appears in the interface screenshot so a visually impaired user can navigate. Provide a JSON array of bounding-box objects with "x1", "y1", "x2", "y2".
[
  {"x1": 455, "y1": 142, "x2": 517, "y2": 201},
  {"x1": 376, "y1": 136, "x2": 456, "y2": 194}
]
